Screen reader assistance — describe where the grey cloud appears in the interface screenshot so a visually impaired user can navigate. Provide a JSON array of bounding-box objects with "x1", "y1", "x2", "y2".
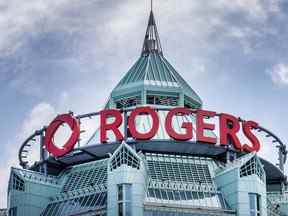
[{"x1": 0, "y1": 0, "x2": 288, "y2": 208}]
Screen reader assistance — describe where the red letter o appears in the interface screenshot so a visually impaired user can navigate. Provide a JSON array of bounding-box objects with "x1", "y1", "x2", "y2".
[
  {"x1": 128, "y1": 107, "x2": 159, "y2": 140},
  {"x1": 44, "y1": 114, "x2": 80, "y2": 157}
]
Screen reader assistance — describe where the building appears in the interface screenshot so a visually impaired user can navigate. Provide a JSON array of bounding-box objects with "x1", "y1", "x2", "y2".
[{"x1": 5, "y1": 7, "x2": 288, "y2": 216}]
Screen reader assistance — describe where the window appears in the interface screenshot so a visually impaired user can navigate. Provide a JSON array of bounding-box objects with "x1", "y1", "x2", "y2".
[
  {"x1": 240, "y1": 157, "x2": 265, "y2": 182},
  {"x1": 147, "y1": 95, "x2": 178, "y2": 106},
  {"x1": 116, "y1": 96, "x2": 141, "y2": 109},
  {"x1": 12, "y1": 174, "x2": 25, "y2": 191},
  {"x1": 61, "y1": 160, "x2": 107, "y2": 192},
  {"x1": 249, "y1": 193, "x2": 261, "y2": 216},
  {"x1": 118, "y1": 185, "x2": 123, "y2": 201},
  {"x1": 184, "y1": 96, "x2": 201, "y2": 109},
  {"x1": 111, "y1": 145, "x2": 140, "y2": 171},
  {"x1": 118, "y1": 184, "x2": 132, "y2": 216},
  {"x1": 9, "y1": 207, "x2": 17, "y2": 216}
]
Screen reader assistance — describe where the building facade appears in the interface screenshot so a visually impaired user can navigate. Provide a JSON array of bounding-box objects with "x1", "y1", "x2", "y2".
[{"x1": 5, "y1": 9, "x2": 288, "y2": 216}]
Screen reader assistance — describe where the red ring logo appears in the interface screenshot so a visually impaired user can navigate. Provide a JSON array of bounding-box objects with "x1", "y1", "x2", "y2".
[{"x1": 44, "y1": 114, "x2": 80, "y2": 157}]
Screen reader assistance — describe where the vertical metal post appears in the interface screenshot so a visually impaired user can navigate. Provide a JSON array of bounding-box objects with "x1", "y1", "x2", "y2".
[
  {"x1": 278, "y1": 145, "x2": 284, "y2": 172},
  {"x1": 78, "y1": 119, "x2": 81, "y2": 148},
  {"x1": 123, "y1": 110, "x2": 128, "y2": 142},
  {"x1": 226, "y1": 146, "x2": 230, "y2": 164},
  {"x1": 40, "y1": 129, "x2": 47, "y2": 175},
  {"x1": 226, "y1": 121, "x2": 236, "y2": 163},
  {"x1": 142, "y1": 90, "x2": 147, "y2": 105}
]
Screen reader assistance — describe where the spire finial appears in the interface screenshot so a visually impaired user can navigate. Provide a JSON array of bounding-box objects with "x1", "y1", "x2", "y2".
[{"x1": 141, "y1": 1, "x2": 163, "y2": 56}]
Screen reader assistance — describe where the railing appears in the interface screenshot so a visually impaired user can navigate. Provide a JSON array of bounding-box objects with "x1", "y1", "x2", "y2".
[
  {"x1": 0, "y1": 209, "x2": 7, "y2": 216},
  {"x1": 267, "y1": 197, "x2": 281, "y2": 216},
  {"x1": 12, "y1": 167, "x2": 60, "y2": 185},
  {"x1": 267, "y1": 191, "x2": 288, "y2": 204}
]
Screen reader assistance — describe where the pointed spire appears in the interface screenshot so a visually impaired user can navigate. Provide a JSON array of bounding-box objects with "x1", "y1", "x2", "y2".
[{"x1": 141, "y1": 2, "x2": 163, "y2": 56}]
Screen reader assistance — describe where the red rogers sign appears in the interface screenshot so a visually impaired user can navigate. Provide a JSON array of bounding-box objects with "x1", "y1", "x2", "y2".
[{"x1": 44, "y1": 107, "x2": 261, "y2": 157}]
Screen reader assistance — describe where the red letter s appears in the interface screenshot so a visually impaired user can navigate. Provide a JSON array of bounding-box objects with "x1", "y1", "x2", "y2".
[{"x1": 242, "y1": 121, "x2": 261, "y2": 152}]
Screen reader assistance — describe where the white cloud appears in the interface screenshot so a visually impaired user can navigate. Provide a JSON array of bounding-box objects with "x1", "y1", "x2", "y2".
[
  {"x1": 0, "y1": 102, "x2": 56, "y2": 207},
  {"x1": 0, "y1": 98, "x2": 101, "y2": 208},
  {"x1": 269, "y1": 63, "x2": 288, "y2": 86},
  {"x1": 19, "y1": 102, "x2": 56, "y2": 139}
]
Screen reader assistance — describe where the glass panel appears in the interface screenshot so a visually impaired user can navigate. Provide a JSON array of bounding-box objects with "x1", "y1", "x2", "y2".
[
  {"x1": 12, "y1": 174, "x2": 25, "y2": 191},
  {"x1": 111, "y1": 145, "x2": 140, "y2": 170},
  {"x1": 256, "y1": 195, "x2": 261, "y2": 211},
  {"x1": 118, "y1": 203, "x2": 123, "y2": 216},
  {"x1": 117, "y1": 184, "x2": 132, "y2": 216},
  {"x1": 249, "y1": 193, "x2": 261, "y2": 216},
  {"x1": 116, "y1": 96, "x2": 141, "y2": 109},
  {"x1": 240, "y1": 157, "x2": 265, "y2": 182},
  {"x1": 61, "y1": 160, "x2": 107, "y2": 193},
  {"x1": 249, "y1": 194, "x2": 256, "y2": 210},
  {"x1": 146, "y1": 95, "x2": 178, "y2": 106},
  {"x1": 125, "y1": 184, "x2": 132, "y2": 201},
  {"x1": 125, "y1": 202, "x2": 132, "y2": 216},
  {"x1": 118, "y1": 185, "x2": 123, "y2": 201}
]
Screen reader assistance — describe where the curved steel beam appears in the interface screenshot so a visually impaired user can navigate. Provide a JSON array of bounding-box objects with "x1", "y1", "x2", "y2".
[
  {"x1": 257, "y1": 125, "x2": 287, "y2": 172},
  {"x1": 18, "y1": 129, "x2": 44, "y2": 168},
  {"x1": 18, "y1": 108, "x2": 287, "y2": 173}
]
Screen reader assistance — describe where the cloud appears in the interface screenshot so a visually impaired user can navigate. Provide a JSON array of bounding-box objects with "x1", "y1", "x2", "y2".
[
  {"x1": 215, "y1": 0, "x2": 282, "y2": 19},
  {"x1": 0, "y1": 0, "x2": 73, "y2": 56},
  {"x1": 0, "y1": 0, "x2": 282, "y2": 57},
  {"x1": 0, "y1": 0, "x2": 284, "y2": 99},
  {"x1": 0, "y1": 99, "x2": 98, "y2": 209},
  {"x1": 0, "y1": 0, "x2": 287, "y2": 209},
  {"x1": 0, "y1": 102, "x2": 56, "y2": 207},
  {"x1": 269, "y1": 63, "x2": 288, "y2": 86},
  {"x1": 19, "y1": 102, "x2": 56, "y2": 139}
]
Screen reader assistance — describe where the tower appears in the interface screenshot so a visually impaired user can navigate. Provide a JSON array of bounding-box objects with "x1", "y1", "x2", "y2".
[{"x1": 106, "y1": 9, "x2": 202, "y2": 110}]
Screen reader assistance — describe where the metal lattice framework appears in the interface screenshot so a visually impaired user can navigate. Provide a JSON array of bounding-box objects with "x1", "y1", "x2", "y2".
[
  {"x1": 110, "y1": 144, "x2": 140, "y2": 171},
  {"x1": 13, "y1": 140, "x2": 284, "y2": 216},
  {"x1": 0, "y1": 209, "x2": 7, "y2": 216},
  {"x1": 61, "y1": 160, "x2": 107, "y2": 193},
  {"x1": 9, "y1": 167, "x2": 60, "y2": 194},
  {"x1": 10, "y1": 173, "x2": 25, "y2": 192},
  {"x1": 267, "y1": 197, "x2": 281, "y2": 216},
  {"x1": 144, "y1": 153, "x2": 227, "y2": 209},
  {"x1": 41, "y1": 160, "x2": 108, "y2": 216},
  {"x1": 240, "y1": 156, "x2": 265, "y2": 182},
  {"x1": 41, "y1": 191, "x2": 107, "y2": 216},
  {"x1": 143, "y1": 208, "x2": 235, "y2": 216}
]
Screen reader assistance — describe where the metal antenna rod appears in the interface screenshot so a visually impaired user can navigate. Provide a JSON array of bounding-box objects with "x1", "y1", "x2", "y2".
[{"x1": 151, "y1": 0, "x2": 153, "y2": 11}]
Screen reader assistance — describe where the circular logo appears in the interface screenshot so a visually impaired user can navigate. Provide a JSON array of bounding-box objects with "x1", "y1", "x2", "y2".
[{"x1": 44, "y1": 113, "x2": 80, "y2": 157}]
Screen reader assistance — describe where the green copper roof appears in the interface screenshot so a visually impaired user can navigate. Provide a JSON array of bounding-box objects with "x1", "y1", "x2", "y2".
[
  {"x1": 114, "y1": 52, "x2": 202, "y2": 106},
  {"x1": 110, "y1": 10, "x2": 202, "y2": 108}
]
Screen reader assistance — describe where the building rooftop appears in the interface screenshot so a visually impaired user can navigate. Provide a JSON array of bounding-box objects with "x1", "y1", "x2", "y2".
[{"x1": 109, "y1": 10, "x2": 202, "y2": 109}]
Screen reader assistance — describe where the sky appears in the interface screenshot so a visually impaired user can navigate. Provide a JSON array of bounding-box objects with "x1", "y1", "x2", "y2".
[{"x1": 0, "y1": 0, "x2": 288, "y2": 208}]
